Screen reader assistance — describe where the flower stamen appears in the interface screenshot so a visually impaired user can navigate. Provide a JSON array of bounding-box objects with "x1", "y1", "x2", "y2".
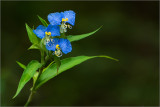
[
  {"x1": 45, "y1": 32, "x2": 51, "y2": 35},
  {"x1": 56, "y1": 44, "x2": 60, "y2": 50},
  {"x1": 55, "y1": 44, "x2": 62, "y2": 57},
  {"x1": 62, "y1": 18, "x2": 68, "y2": 22}
]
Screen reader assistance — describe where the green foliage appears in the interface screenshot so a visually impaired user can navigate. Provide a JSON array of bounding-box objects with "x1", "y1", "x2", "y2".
[
  {"x1": 33, "y1": 72, "x2": 39, "y2": 85},
  {"x1": 53, "y1": 55, "x2": 61, "y2": 73},
  {"x1": 12, "y1": 9, "x2": 121, "y2": 106},
  {"x1": 28, "y1": 44, "x2": 40, "y2": 50},
  {"x1": 37, "y1": 15, "x2": 48, "y2": 27},
  {"x1": 42, "y1": 61, "x2": 54, "y2": 73},
  {"x1": 25, "y1": 23, "x2": 40, "y2": 44},
  {"x1": 13, "y1": 60, "x2": 41, "y2": 99},
  {"x1": 67, "y1": 26, "x2": 102, "y2": 42},
  {"x1": 35, "y1": 55, "x2": 118, "y2": 90},
  {"x1": 16, "y1": 61, "x2": 26, "y2": 69}
]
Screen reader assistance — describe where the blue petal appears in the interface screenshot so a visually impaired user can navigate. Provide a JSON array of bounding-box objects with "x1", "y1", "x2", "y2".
[
  {"x1": 58, "y1": 38, "x2": 72, "y2": 54},
  {"x1": 33, "y1": 25, "x2": 47, "y2": 39},
  {"x1": 62, "y1": 10, "x2": 76, "y2": 26},
  {"x1": 47, "y1": 24, "x2": 60, "y2": 37},
  {"x1": 46, "y1": 38, "x2": 59, "y2": 51},
  {"x1": 48, "y1": 12, "x2": 63, "y2": 25}
]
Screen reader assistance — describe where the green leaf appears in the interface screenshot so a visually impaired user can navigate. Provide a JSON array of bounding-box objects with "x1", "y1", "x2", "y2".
[
  {"x1": 37, "y1": 15, "x2": 48, "y2": 27},
  {"x1": 16, "y1": 61, "x2": 26, "y2": 69},
  {"x1": 28, "y1": 44, "x2": 40, "y2": 50},
  {"x1": 13, "y1": 60, "x2": 41, "y2": 99},
  {"x1": 33, "y1": 72, "x2": 39, "y2": 85},
  {"x1": 35, "y1": 55, "x2": 118, "y2": 90},
  {"x1": 26, "y1": 23, "x2": 39, "y2": 44},
  {"x1": 67, "y1": 26, "x2": 102, "y2": 42},
  {"x1": 42, "y1": 61, "x2": 54, "y2": 73},
  {"x1": 53, "y1": 55, "x2": 61, "y2": 74}
]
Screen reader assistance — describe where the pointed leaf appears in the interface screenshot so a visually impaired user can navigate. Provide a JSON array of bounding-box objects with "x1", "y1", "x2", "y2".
[
  {"x1": 26, "y1": 23, "x2": 39, "y2": 44},
  {"x1": 28, "y1": 44, "x2": 40, "y2": 50},
  {"x1": 13, "y1": 60, "x2": 41, "y2": 99},
  {"x1": 16, "y1": 61, "x2": 26, "y2": 69},
  {"x1": 35, "y1": 55, "x2": 118, "y2": 90},
  {"x1": 37, "y1": 15, "x2": 48, "y2": 27},
  {"x1": 67, "y1": 26, "x2": 102, "y2": 42}
]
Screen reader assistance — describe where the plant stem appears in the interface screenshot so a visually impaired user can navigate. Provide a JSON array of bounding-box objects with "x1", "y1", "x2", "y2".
[
  {"x1": 41, "y1": 50, "x2": 45, "y2": 65},
  {"x1": 24, "y1": 50, "x2": 45, "y2": 106},
  {"x1": 24, "y1": 91, "x2": 34, "y2": 107}
]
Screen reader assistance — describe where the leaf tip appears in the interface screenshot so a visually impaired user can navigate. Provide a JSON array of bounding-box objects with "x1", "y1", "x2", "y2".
[
  {"x1": 95, "y1": 55, "x2": 119, "y2": 62},
  {"x1": 12, "y1": 90, "x2": 19, "y2": 99},
  {"x1": 98, "y1": 25, "x2": 103, "y2": 30},
  {"x1": 25, "y1": 23, "x2": 29, "y2": 29},
  {"x1": 16, "y1": 61, "x2": 21, "y2": 65},
  {"x1": 12, "y1": 94, "x2": 17, "y2": 99},
  {"x1": 25, "y1": 23, "x2": 28, "y2": 26}
]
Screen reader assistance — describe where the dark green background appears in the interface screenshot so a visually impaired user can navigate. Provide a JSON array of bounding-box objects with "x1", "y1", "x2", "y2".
[{"x1": 1, "y1": 1, "x2": 159, "y2": 106}]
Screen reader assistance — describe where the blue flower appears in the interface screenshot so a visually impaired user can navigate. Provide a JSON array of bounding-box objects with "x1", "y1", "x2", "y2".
[
  {"x1": 58, "y1": 38, "x2": 72, "y2": 54},
  {"x1": 46, "y1": 24, "x2": 60, "y2": 37},
  {"x1": 33, "y1": 24, "x2": 60, "y2": 39},
  {"x1": 62, "y1": 10, "x2": 76, "y2": 26},
  {"x1": 33, "y1": 25, "x2": 47, "y2": 39},
  {"x1": 46, "y1": 38, "x2": 59, "y2": 51},
  {"x1": 48, "y1": 12, "x2": 63, "y2": 26},
  {"x1": 47, "y1": 10, "x2": 76, "y2": 26},
  {"x1": 45, "y1": 38, "x2": 72, "y2": 57}
]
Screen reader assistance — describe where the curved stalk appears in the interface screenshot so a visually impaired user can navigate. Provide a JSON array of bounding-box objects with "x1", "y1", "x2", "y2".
[{"x1": 24, "y1": 91, "x2": 34, "y2": 106}]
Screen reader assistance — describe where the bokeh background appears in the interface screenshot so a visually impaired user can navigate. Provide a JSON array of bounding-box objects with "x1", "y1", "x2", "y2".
[{"x1": 1, "y1": 1, "x2": 159, "y2": 106}]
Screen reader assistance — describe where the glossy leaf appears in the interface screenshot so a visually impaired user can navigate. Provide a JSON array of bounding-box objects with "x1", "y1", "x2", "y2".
[
  {"x1": 67, "y1": 26, "x2": 102, "y2": 42},
  {"x1": 33, "y1": 72, "x2": 39, "y2": 85},
  {"x1": 38, "y1": 15, "x2": 48, "y2": 27},
  {"x1": 28, "y1": 44, "x2": 40, "y2": 50},
  {"x1": 35, "y1": 55, "x2": 118, "y2": 90},
  {"x1": 16, "y1": 61, "x2": 26, "y2": 69},
  {"x1": 42, "y1": 61, "x2": 54, "y2": 73},
  {"x1": 13, "y1": 60, "x2": 41, "y2": 99},
  {"x1": 26, "y1": 23, "x2": 39, "y2": 44}
]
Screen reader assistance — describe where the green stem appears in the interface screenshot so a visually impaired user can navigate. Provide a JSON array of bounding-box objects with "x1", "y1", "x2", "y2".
[
  {"x1": 24, "y1": 50, "x2": 45, "y2": 106},
  {"x1": 24, "y1": 91, "x2": 34, "y2": 107},
  {"x1": 41, "y1": 50, "x2": 45, "y2": 65},
  {"x1": 61, "y1": 32, "x2": 66, "y2": 38}
]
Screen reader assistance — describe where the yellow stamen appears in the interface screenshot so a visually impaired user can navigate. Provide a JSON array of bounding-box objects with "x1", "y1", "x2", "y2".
[
  {"x1": 48, "y1": 32, "x2": 51, "y2": 35},
  {"x1": 56, "y1": 44, "x2": 60, "y2": 50},
  {"x1": 45, "y1": 32, "x2": 48, "y2": 35},
  {"x1": 45, "y1": 32, "x2": 51, "y2": 35},
  {"x1": 62, "y1": 18, "x2": 68, "y2": 22}
]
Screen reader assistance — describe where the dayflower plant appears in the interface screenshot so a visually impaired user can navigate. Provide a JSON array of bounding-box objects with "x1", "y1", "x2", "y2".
[{"x1": 13, "y1": 10, "x2": 118, "y2": 106}]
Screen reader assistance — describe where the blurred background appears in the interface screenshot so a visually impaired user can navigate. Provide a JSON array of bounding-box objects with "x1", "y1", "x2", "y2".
[{"x1": 1, "y1": 1, "x2": 159, "y2": 106}]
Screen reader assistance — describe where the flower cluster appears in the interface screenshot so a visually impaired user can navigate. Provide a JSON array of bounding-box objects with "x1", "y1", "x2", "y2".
[{"x1": 33, "y1": 10, "x2": 75, "y2": 57}]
